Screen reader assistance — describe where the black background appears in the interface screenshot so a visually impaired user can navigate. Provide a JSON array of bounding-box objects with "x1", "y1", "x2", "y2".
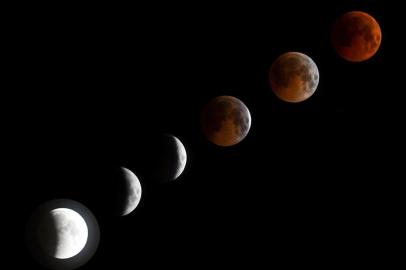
[{"x1": 3, "y1": 0, "x2": 397, "y2": 268}]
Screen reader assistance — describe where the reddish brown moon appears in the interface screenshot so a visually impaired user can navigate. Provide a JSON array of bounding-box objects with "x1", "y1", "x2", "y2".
[
  {"x1": 332, "y1": 11, "x2": 382, "y2": 62},
  {"x1": 201, "y1": 96, "x2": 251, "y2": 147},
  {"x1": 269, "y1": 52, "x2": 319, "y2": 103}
]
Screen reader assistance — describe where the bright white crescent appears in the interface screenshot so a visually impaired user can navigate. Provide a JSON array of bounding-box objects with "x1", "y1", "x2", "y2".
[
  {"x1": 121, "y1": 167, "x2": 142, "y2": 216},
  {"x1": 173, "y1": 136, "x2": 187, "y2": 180}
]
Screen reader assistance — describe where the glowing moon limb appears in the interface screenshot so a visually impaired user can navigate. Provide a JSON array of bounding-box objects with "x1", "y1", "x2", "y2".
[
  {"x1": 49, "y1": 208, "x2": 88, "y2": 259},
  {"x1": 120, "y1": 167, "x2": 142, "y2": 216}
]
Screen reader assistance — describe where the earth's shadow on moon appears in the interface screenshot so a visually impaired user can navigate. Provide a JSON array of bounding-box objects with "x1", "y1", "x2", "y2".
[
  {"x1": 26, "y1": 199, "x2": 100, "y2": 270},
  {"x1": 201, "y1": 96, "x2": 251, "y2": 146},
  {"x1": 270, "y1": 52, "x2": 319, "y2": 103}
]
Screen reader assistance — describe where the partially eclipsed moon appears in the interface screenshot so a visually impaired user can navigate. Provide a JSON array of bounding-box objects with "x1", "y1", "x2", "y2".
[
  {"x1": 149, "y1": 134, "x2": 188, "y2": 182},
  {"x1": 201, "y1": 95, "x2": 251, "y2": 146},
  {"x1": 39, "y1": 208, "x2": 88, "y2": 259},
  {"x1": 269, "y1": 52, "x2": 319, "y2": 103},
  {"x1": 173, "y1": 136, "x2": 187, "y2": 180},
  {"x1": 27, "y1": 199, "x2": 100, "y2": 270},
  {"x1": 120, "y1": 167, "x2": 142, "y2": 216}
]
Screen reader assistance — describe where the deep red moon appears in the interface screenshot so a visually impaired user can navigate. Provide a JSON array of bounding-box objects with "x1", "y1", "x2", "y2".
[{"x1": 332, "y1": 11, "x2": 382, "y2": 62}]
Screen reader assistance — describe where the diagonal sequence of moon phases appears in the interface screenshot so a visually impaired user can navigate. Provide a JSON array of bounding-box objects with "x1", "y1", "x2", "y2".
[{"x1": 25, "y1": 7, "x2": 383, "y2": 270}]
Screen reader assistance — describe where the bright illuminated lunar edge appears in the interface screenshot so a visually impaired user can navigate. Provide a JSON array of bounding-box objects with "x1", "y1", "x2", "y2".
[{"x1": 26, "y1": 199, "x2": 100, "y2": 270}]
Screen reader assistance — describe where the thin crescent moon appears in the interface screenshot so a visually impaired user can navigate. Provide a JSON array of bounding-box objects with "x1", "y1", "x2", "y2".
[
  {"x1": 121, "y1": 167, "x2": 142, "y2": 216},
  {"x1": 172, "y1": 136, "x2": 187, "y2": 180}
]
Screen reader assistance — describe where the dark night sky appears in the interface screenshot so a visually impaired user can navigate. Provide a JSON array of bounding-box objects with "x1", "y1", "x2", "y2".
[{"x1": 2, "y1": 0, "x2": 398, "y2": 268}]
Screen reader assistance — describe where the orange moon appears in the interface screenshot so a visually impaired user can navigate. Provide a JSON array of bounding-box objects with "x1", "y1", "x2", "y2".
[
  {"x1": 201, "y1": 96, "x2": 251, "y2": 147},
  {"x1": 332, "y1": 11, "x2": 382, "y2": 62},
  {"x1": 269, "y1": 52, "x2": 319, "y2": 103}
]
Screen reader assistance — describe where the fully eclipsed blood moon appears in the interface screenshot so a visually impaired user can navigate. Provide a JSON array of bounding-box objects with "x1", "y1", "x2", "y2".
[
  {"x1": 332, "y1": 11, "x2": 382, "y2": 62},
  {"x1": 201, "y1": 96, "x2": 251, "y2": 146},
  {"x1": 269, "y1": 52, "x2": 319, "y2": 103}
]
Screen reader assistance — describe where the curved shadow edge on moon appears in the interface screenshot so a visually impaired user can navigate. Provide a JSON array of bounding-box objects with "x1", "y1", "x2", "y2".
[
  {"x1": 172, "y1": 135, "x2": 187, "y2": 180},
  {"x1": 26, "y1": 199, "x2": 100, "y2": 270},
  {"x1": 120, "y1": 167, "x2": 142, "y2": 216},
  {"x1": 38, "y1": 208, "x2": 88, "y2": 259},
  {"x1": 201, "y1": 96, "x2": 251, "y2": 146},
  {"x1": 149, "y1": 134, "x2": 187, "y2": 183},
  {"x1": 270, "y1": 52, "x2": 319, "y2": 103}
]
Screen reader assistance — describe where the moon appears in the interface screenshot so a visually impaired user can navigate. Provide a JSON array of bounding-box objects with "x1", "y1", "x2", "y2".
[
  {"x1": 120, "y1": 167, "x2": 142, "y2": 216},
  {"x1": 332, "y1": 11, "x2": 382, "y2": 62},
  {"x1": 269, "y1": 52, "x2": 319, "y2": 103},
  {"x1": 201, "y1": 95, "x2": 251, "y2": 146},
  {"x1": 157, "y1": 134, "x2": 187, "y2": 181},
  {"x1": 173, "y1": 136, "x2": 187, "y2": 180},
  {"x1": 26, "y1": 199, "x2": 100, "y2": 270},
  {"x1": 38, "y1": 208, "x2": 88, "y2": 259},
  {"x1": 147, "y1": 134, "x2": 187, "y2": 183}
]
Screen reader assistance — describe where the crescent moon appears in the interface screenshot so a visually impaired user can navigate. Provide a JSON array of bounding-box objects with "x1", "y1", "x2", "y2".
[
  {"x1": 173, "y1": 136, "x2": 187, "y2": 180},
  {"x1": 120, "y1": 167, "x2": 142, "y2": 216}
]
